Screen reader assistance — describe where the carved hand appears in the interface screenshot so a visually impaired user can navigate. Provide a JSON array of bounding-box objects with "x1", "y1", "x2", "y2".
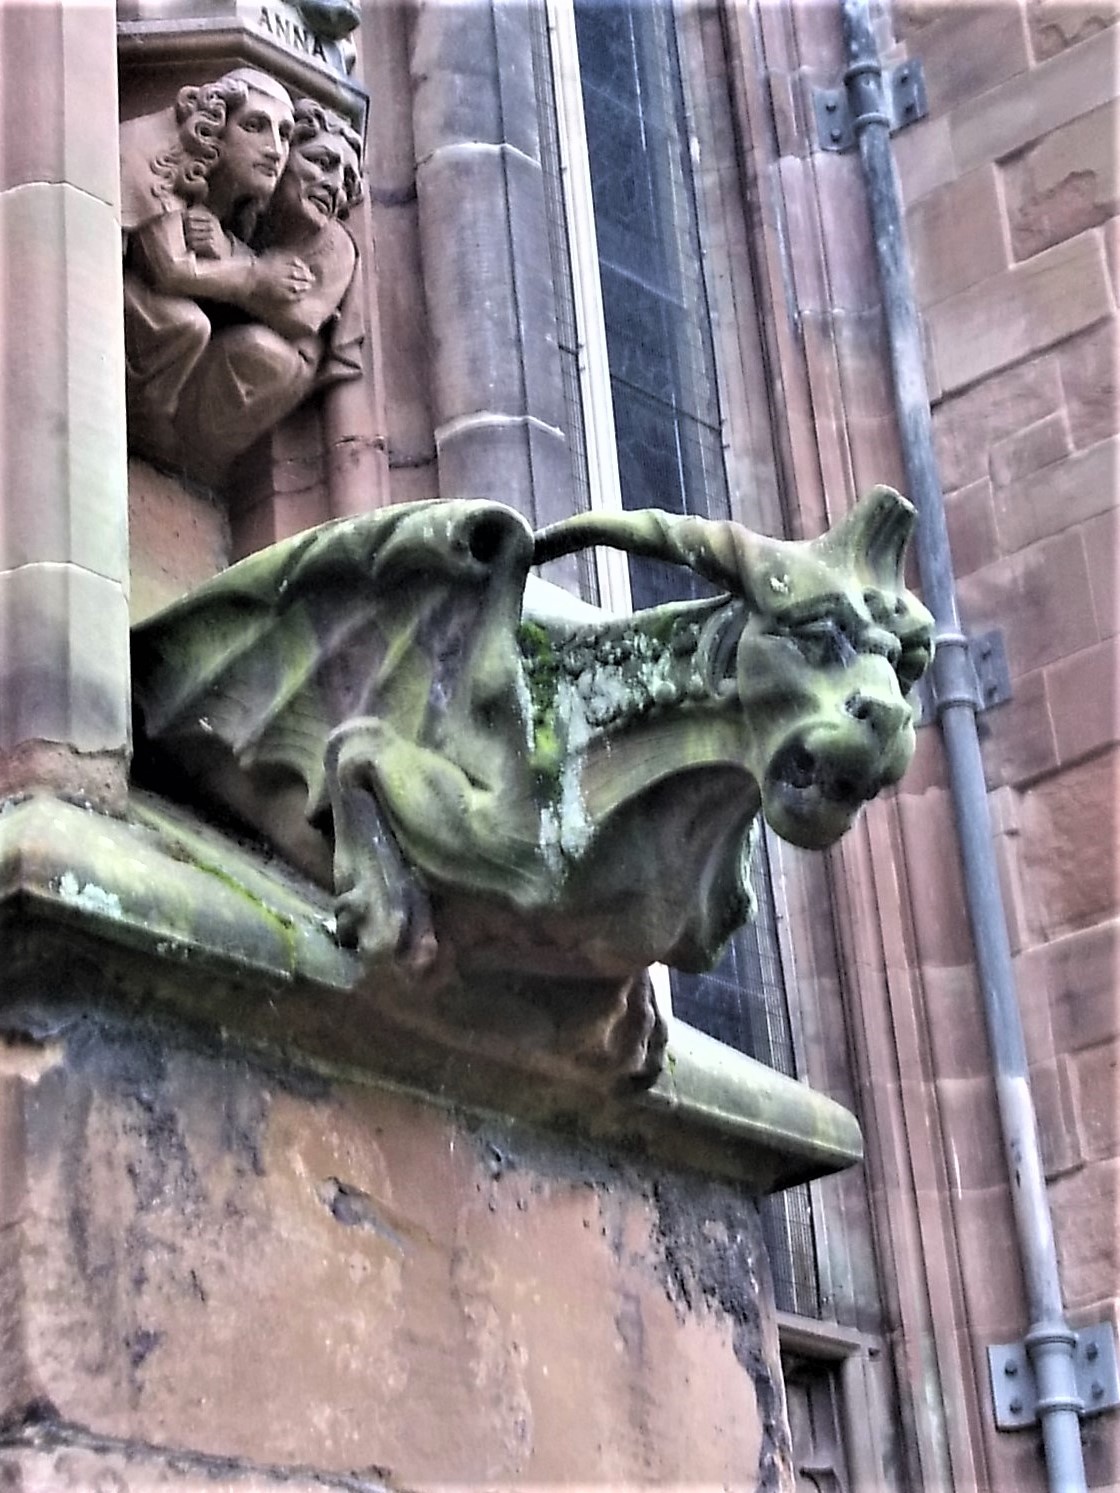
[
  {"x1": 254, "y1": 251, "x2": 315, "y2": 303},
  {"x1": 183, "y1": 208, "x2": 228, "y2": 261}
]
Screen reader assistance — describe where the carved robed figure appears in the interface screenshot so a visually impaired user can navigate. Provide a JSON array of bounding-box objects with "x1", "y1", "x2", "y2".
[{"x1": 121, "y1": 69, "x2": 364, "y2": 484}]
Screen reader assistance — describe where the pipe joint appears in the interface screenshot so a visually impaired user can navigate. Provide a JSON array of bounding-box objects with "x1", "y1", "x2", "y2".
[{"x1": 929, "y1": 630, "x2": 982, "y2": 716}]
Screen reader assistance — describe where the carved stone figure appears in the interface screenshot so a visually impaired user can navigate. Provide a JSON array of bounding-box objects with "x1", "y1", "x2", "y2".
[
  {"x1": 131, "y1": 488, "x2": 933, "y2": 1086},
  {"x1": 121, "y1": 73, "x2": 363, "y2": 484}
]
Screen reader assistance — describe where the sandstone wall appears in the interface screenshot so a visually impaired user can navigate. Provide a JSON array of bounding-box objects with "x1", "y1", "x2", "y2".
[
  {"x1": 0, "y1": 1012, "x2": 787, "y2": 1491},
  {"x1": 710, "y1": 3, "x2": 1117, "y2": 1487},
  {"x1": 893, "y1": 10, "x2": 1118, "y2": 1489}
]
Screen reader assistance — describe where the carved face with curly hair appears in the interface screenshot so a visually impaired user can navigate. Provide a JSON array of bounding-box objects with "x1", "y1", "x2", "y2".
[{"x1": 164, "y1": 68, "x2": 295, "y2": 234}]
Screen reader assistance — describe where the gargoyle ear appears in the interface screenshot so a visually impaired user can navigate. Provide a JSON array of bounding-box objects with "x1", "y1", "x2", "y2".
[{"x1": 823, "y1": 485, "x2": 917, "y2": 588}]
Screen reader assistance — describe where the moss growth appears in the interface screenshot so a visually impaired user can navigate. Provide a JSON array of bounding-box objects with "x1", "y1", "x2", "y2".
[
  {"x1": 188, "y1": 853, "x2": 301, "y2": 971},
  {"x1": 518, "y1": 621, "x2": 564, "y2": 787}
]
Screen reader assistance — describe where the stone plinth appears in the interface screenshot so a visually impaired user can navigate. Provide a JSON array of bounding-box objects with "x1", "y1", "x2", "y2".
[{"x1": 0, "y1": 792, "x2": 862, "y2": 1487}]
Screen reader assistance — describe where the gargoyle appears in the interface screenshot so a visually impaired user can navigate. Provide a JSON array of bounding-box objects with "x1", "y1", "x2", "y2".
[{"x1": 132, "y1": 488, "x2": 932, "y2": 1085}]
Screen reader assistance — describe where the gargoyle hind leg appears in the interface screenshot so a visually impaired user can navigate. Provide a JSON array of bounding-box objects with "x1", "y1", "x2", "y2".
[{"x1": 325, "y1": 722, "x2": 439, "y2": 975}]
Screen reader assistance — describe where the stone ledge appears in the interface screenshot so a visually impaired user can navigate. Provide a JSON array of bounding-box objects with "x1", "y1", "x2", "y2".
[{"x1": 0, "y1": 792, "x2": 863, "y2": 1192}]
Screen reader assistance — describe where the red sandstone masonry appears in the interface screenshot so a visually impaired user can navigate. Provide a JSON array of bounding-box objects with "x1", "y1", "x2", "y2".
[
  {"x1": 957, "y1": 529, "x2": 1099, "y2": 678},
  {"x1": 1081, "y1": 505, "x2": 1119, "y2": 638},
  {"x1": 1073, "y1": 1039, "x2": 1120, "y2": 1163},
  {"x1": 1047, "y1": 637, "x2": 1120, "y2": 765},
  {"x1": 943, "y1": 479, "x2": 1001, "y2": 576},
  {"x1": 907, "y1": 3, "x2": 1031, "y2": 115},
  {"x1": 988, "y1": 408, "x2": 1071, "y2": 488},
  {"x1": 932, "y1": 354, "x2": 1064, "y2": 492},
  {"x1": 1058, "y1": 315, "x2": 1120, "y2": 449},
  {"x1": 979, "y1": 666, "x2": 1059, "y2": 789},
  {"x1": 1027, "y1": 0, "x2": 1118, "y2": 63},
  {"x1": 905, "y1": 166, "x2": 1009, "y2": 305},
  {"x1": 991, "y1": 434, "x2": 1117, "y2": 553},
  {"x1": 1019, "y1": 748, "x2": 1120, "y2": 939},
  {"x1": 929, "y1": 230, "x2": 1114, "y2": 394},
  {"x1": 1046, "y1": 919, "x2": 1120, "y2": 1054},
  {"x1": 950, "y1": 24, "x2": 1119, "y2": 173},
  {"x1": 1002, "y1": 101, "x2": 1120, "y2": 260}
]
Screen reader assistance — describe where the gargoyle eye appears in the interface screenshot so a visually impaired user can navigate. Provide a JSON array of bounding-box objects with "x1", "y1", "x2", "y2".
[
  {"x1": 896, "y1": 641, "x2": 932, "y2": 691},
  {"x1": 466, "y1": 516, "x2": 506, "y2": 564}
]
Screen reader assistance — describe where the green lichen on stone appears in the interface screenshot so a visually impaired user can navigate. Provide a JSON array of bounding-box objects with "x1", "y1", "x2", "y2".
[{"x1": 517, "y1": 618, "x2": 564, "y2": 785}]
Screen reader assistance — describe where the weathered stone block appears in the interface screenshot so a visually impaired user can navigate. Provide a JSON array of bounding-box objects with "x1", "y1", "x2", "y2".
[
  {"x1": 929, "y1": 231, "x2": 1113, "y2": 395},
  {"x1": 956, "y1": 529, "x2": 1098, "y2": 678},
  {"x1": 0, "y1": 1023, "x2": 779, "y2": 1485},
  {"x1": 371, "y1": 199, "x2": 436, "y2": 462},
  {"x1": 896, "y1": 789, "x2": 975, "y2": 967},
  {"x1": 918, "y1": 963, "x2": 992, "y2": 1081},
  {"x1": 951, "y1": 25, "x2": 1119, "y2": 172},
  {"x1": 934, "y1": 1076, "x2": 1007, "y2": 1189},
  {"x1": 1003, "y1": 102, "x2": 1120, "y2": 259},
  {"x1": 989, "y1": 409, "x2": 1071, "y2": 489},
  {"x1": 1028, "y1": 0, "x2": 1119, "y2": 61},
  {"x1": 911, "y1": 4, "x2": 1030, "y2": 114},
  {"x1": 944, "y1": 477, "x2": 1000, "y2": 576},
  {"x1": 0, "y1": 1447, "x2": 331, "y2": 1491},
  {"x1": 128, "y1": 460, "x2": 229, "y2": 624},
  {"x1": 1047, "y1": 637, "x2": 1120, "y2": 765},
  {"x1": 933, "y1": 352, "x2": 1063, "y2": 494},
  {"x1": 417, "y1": 145, "x2": 565, "y2": 432},
  {"x1": 0, "y1": 2, "x2": 119, "y2": 206},
  {"x1": 991, "y1": 434, "x2": 1117, "y2": 553},
  {"x1": 1046, "y1": 918, "x2": 1120, "y2": 1053},
  {"x1": 1082, "y1": 505, "x2": 1119, "y2": 638},
  {"x1": 894, "y1": 113, "x2": 957, "y2": 207},
  {"x1": 1049, "y1": 1156, "x2": 1120, "y2": 1308},
  {"x1": 0, "y1": 563, "x2": 129, "y2": 754},
  {"x1": 1058, "y1": 315, "x2": 1120, "y2": 450},
  {"x1": 359, "y1": 0, "x2": 419, "y2": 196},
  {"x1": 0, "y1": 184, "x2": 128, "y2": 584},
  {"x1": 950, "y1": 1183, "x2": 1028, "y2": 1336},
  {"x1": 1020, "y1": 749, "x2": 1119, "y2": 938},
  {"x1": 1031, "y1": 1054, "x2": 1085, "y2": 1178},
  {"x1": 979, "y1": 666, "x2": 1058, "y2": 789},
  {"x1": 812, "y1": 152, "x2": 878, "y2": 311},
  {"x1": 907, "y1": 166, "x2": 1008, "y2": 307},
  {"x1": 411, "y1": 0, "x2": 541, "y2": 166},
  {"x1": 1073, "y1": 1039, "x2": 1120, "y2": 1161}
]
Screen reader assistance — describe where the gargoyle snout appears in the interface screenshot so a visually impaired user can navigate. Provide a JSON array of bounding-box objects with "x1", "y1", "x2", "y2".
[{"x1": 843, "y1": 689, "x2": 910, "y2": 743}]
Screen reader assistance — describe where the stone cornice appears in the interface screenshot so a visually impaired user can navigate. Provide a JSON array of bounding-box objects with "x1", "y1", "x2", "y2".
[{"x1": 0, "y1": 793, "x2": 862, "y2": 1193}]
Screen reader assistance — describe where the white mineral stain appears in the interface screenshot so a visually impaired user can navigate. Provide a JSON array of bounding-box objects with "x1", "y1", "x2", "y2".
[{"x1": 57, "y1": 870, "x2": 123, "y2": 919}]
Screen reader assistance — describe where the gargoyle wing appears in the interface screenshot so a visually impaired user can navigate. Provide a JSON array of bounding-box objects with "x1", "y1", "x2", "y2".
[{"x1": 132, "y1": 501, "x2": 542, "y2": 924}]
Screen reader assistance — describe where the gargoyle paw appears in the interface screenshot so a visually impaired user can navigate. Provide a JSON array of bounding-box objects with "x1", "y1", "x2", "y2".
[{"x1": 335, "y1": 883, "x2": 439, "y2": 976}]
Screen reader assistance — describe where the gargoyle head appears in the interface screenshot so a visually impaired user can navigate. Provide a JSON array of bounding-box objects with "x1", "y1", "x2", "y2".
[
  {"x1": 715, "y1": 489, "x2": 931, "y2": 847},
  {"x1": 534, "y1": 485, "x2": 934, "y2": 850}
]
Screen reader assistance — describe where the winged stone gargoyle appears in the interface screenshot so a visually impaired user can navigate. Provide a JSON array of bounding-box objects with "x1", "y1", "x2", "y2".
[{"x1": 132, "y1": 488, "x2": 932, "y2": 1084}]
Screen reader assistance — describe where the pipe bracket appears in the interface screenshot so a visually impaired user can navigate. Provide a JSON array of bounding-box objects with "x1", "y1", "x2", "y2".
[
  {"x1": 812, "y1": 57, "x2": 928, "y2": 152},
  {"x1": 988, "y1": 1322, "x2": 1120, "y2": 1430},
  {"x1": 913, "y1": 627, "x2": 1011, "y2": 727}
]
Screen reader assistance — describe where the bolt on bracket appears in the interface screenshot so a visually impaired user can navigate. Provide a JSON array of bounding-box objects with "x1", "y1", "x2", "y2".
[
  {"x1": 988, "y1": 1324, "x2": 1120, "y2": 1431},
  {"x1": 813, "y1": 57, "x2": 928, "y2": 152}
]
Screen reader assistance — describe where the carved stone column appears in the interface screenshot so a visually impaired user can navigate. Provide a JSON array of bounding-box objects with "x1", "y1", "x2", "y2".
[
  {"x1": 411, "y1": 2, "x2": 577, "y2": 576},
  {"x1": 0, "y1": 0, "x2": 130, "y2": 806}
]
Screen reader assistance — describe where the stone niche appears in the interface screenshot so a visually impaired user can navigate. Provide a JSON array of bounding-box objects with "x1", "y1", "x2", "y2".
[{"x1": 117, "y1": 1, "x2": 371, "y2": 618}]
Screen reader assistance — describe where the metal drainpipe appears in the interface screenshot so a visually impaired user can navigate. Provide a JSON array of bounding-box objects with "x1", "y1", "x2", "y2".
[{"x1": 836, "y1": 3, "x2": 1088, "y2": 1489}]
